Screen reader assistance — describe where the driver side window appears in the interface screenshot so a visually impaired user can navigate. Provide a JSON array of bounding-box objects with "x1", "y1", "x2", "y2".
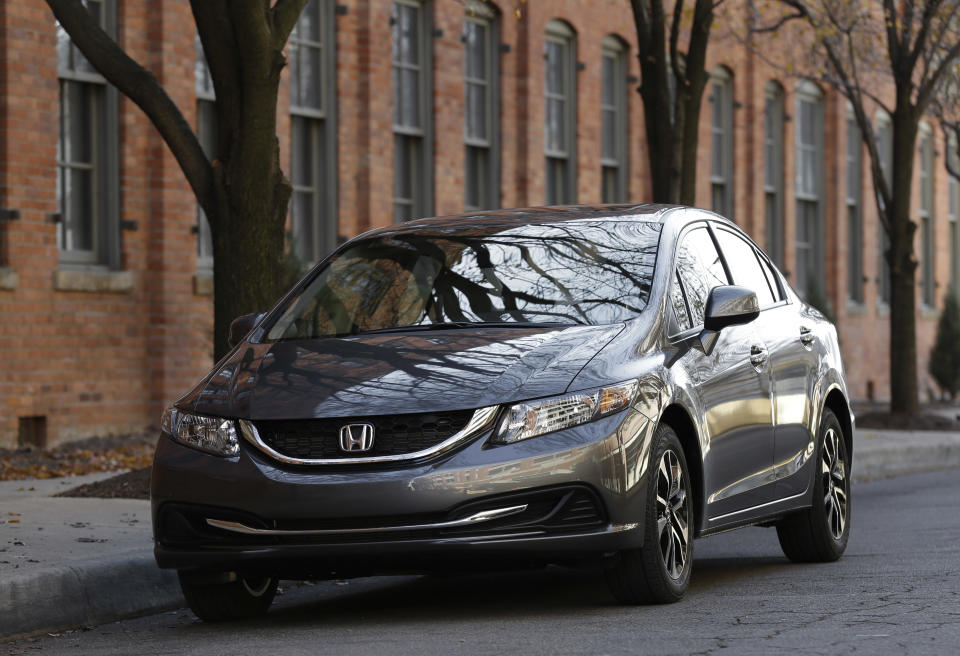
[{"x1": 673, "y1": 227, "x2": 728, "y2": 329}]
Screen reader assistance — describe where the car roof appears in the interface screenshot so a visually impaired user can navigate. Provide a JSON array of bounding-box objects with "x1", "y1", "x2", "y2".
[{"x1": 361, "y1": 203, "x2": 683, "y2": 239}]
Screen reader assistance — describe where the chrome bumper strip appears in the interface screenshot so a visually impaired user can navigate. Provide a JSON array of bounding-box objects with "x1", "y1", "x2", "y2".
[
  {"x1": 237, "y1": 405, "x2": 499, "y2": 466},
  {"x1": 205, "y1": 504, "x2": 529, "y2": 536}
]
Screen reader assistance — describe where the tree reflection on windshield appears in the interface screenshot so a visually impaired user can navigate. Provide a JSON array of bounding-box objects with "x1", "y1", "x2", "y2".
[{"x1": 267, "y1": 220, "x2": 662, "y2": 340}]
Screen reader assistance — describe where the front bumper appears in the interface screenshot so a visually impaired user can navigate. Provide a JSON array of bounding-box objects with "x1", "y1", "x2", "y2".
[{"x1": 151, "y1": 407, "x2": 656, "y2": 577}]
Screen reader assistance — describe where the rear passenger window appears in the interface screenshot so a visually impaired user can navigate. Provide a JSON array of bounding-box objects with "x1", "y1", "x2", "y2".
[
  {"x1": 675, "y1": 227, "x2": 728, "y2": 327},
  {"x1": 714, "y1": 229, "x2": 777, "y2": 307}
]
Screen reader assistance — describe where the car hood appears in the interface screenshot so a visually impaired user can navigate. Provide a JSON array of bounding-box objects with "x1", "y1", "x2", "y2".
[{"x1": 181, "y1": 324, "x2": 625, "y2": 419}]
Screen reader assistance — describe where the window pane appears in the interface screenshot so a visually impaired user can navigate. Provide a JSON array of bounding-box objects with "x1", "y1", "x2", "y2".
[
  {"x1": 397, "y1": 4, "x2": 419, "y2": 66},
  {"x1": 675, "y1": 228, "x2": 728, "y2": 326},
  {"x1": 466, "y1": 83, "x2": 486, "y2": 141},
  {"x1": 63, "y1": 168, "x2": 94, "y2": 252},
  {"x1": 546, "y1": 98, "x2": 565, "y2": 153},
  {"x1": 715, "y1": 230, "x2": 776, "y2": 307},
  {"x1": 602, "y1": 166, "x2": 617, "y2": 204},
  {"x1": 602, "y1": 56, "x2": 615, "y2": 106},
  {"x1": 602, "y1": 108, "x2": 616, "y2": 162},
  {"x1": 399, "y1": 68, "x2": 420, "y2": 128},
  {"x1": 62, "y1": 81, "x2": 92, "y2": 164},
  {"x1": 465, "y1": 21, "x2": 487, "y2": 80},
  {"x1": 546, "y1": 157, "x2": 566, "y2": 204},
  {"x1": 292, "y1": 190, "x2": 315, "y2": 263},
  {"x1": 465, "y1": 145, "x2": 486, "y2": 210},
  {"x1": 292, "y1": 117, "x2": 313, "y2": 187},
  {"x1": 299, "y1": 0, "x2": 321, "y2": 42},
  {"x1": 545, "y1": 41, "x2": 565, "y2": 95}
]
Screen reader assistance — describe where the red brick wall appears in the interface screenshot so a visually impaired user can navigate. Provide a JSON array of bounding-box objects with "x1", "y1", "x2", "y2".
[{"x1": 0, "y1": 0, "x2": 953, "y2": 447}]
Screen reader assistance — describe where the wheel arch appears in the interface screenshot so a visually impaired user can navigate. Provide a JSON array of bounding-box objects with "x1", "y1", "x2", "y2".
[
  {"x1": 823, "y1": 386, "x2": 853, "y2": 468},
  {"x1": 658, "y1": 404, "x2": 705, "y2": 537}
]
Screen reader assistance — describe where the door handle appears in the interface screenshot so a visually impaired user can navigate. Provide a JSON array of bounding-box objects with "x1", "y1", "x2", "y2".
[
  {"x1": 750, "y1": 344, "x2": 768, "y2": 369},
  {"x1": 800, "y1": 326, "x2": 815, "y2": 346}
]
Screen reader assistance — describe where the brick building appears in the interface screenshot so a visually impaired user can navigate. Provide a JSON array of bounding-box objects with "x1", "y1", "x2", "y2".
[{"x1": 1, "y1": 0, "x2": 958, "y2": 448}]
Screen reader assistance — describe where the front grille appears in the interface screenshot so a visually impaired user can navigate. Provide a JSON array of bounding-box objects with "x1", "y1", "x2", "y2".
[{"x1": 252, "y1": 409, "x2": 476, "y2": 460}]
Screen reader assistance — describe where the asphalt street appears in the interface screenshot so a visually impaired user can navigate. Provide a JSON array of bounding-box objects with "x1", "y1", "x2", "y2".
[{"x1": 6, "y1": 468, "x2": 959, "y2": 656}]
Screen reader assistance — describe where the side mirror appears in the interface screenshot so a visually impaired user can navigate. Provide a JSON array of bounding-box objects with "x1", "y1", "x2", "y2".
[
  {"x1": 696, "y1": 286, "x2": 759, "y2": 355},
  {"x1": 228, "y1": 312, "x2": 265, "y2": 349}
]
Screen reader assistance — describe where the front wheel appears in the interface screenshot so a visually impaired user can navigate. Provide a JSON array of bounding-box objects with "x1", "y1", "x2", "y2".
[
  {"x1": 178, "y1": 571, "x2": 278, "y2": 622},
  {"x1": 776, "y1": 408, "x2": 850, "y2": 562},
  {"x1": 605, "y1": 423, "x2": 693, "y2": 604}
]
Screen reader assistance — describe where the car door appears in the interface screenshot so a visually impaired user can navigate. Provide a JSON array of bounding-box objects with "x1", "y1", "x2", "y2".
[
  {"x1": 669, "y1": 225, "x2": 776, "y2": 522},
  {"x1": 712, "y1": 226, "x2": 817, "y2": 501}
]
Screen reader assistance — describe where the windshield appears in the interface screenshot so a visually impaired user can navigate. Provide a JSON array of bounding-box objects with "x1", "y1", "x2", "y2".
[{"x1": 265, "y1": 220, "x2": 662, "y2": 340}]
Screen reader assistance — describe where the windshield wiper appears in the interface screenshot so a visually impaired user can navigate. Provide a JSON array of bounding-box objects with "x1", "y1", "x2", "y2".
[{"x1": 349, "y1": 321, "x2": 571, "y2": 335}]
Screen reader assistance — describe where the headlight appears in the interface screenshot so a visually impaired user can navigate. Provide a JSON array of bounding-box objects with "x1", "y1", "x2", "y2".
[
  {"x1": 491, "y1": 380, "x2": 639, "y2": 445},
  {"x1": 160, "y1": 406, "x2": 239, "y2": 457}
]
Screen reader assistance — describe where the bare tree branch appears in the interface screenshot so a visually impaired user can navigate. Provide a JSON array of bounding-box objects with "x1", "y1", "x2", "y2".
[{"x1": 271, "y1": 0, "x2": 308, "y2": 49}]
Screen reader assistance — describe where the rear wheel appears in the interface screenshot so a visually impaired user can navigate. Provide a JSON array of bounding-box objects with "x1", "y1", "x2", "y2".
[
  {"x1": 178, "y1": 571, "x2": 278, "y2": 622},
  {"x1": 605, "y1": 423, "x2": 693, "y2": 604},
  {"x1": 776, "y1": 408, "x2": 850, "y2": 562}
]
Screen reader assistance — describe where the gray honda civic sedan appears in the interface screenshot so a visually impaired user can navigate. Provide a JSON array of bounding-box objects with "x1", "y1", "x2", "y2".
[{"x1": 152, "y1": 204, "x2": 853, "y2": 620}]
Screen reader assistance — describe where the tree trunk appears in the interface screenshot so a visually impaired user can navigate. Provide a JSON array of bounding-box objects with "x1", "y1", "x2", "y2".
[
  {"x1": 638, "y1": 55, "x2": 680, "y2": 203},
  {"x1": 210, "y1": 175, "x2": 289, "y2": 359},
  {"x1": 887, "y1": 107, "x2": 920, "y2": 414}
]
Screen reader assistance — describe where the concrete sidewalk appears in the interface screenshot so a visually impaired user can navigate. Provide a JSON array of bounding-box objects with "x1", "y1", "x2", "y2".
[{"x1": 2, "y1": 426, "x2": 960, "y2": 641}]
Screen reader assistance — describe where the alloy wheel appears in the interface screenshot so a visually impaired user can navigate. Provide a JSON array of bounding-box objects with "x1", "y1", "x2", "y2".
[
  {"x1": 656, "y1": 449, "x2": 690, "y2": 580},
  {"x1": 821, "y1": 428, "x2": 848, "y2": 540}
]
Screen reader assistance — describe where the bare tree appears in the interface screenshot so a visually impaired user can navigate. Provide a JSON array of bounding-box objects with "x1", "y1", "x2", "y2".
[
  {"x1": 46, "y1": 0, "x2": 307, "y2": 358},
  {"x1": 763, "y1": 0, "x2": 960, "y2": 415},
  {"x1": 630, "y1": 0, "x2": 719, "y2": 204}
]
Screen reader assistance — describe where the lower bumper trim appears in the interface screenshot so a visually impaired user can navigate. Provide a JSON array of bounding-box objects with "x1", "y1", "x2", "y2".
[{"x1": 205, "y1": 504, "x2": 529, "y2": 536}]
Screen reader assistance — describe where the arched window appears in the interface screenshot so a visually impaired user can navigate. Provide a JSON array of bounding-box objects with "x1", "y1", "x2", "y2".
[
  {"x1": 949, "y1": 134, "x2": 960, "y2": 293},
  {"x1": 710, "y1": 66, "x2": 734, "y2": 219},
  {"x1": 601, "y1": 35, "x2": 628, "y2": 202},
  {"x1": 56, "y1": 0, "x2": 120, "y2": 268},
  {"x1": 794, "y1": 80, "x2": 824, "y2": 298},
  {"x1": 764, "y1": 81, "x2": 784, "y2": 266},
  {"x1": 875, "y1": 110, "x2": 892, "y2": 305},
  {"x1": 846, "y1": 103, "x2": 863, "y2": 304},
  {"x1": 545, "y1": 19, "x2": 577, "y2": 204},
  {"x1": 195, "y1": 35, "x2": 215, "y2": 276},
  {"x1": 290, "y1": 0, "x2": 338, "y2": 262},
  {"x1": 463, "y1": 1, "x2": 500, "y2": 211},
  {"x1": 393, "y1": 0, "x2": 433, "y2": 221},
  {"x1": 919, "y1": 123, "x2": 935, "y2": 307}
]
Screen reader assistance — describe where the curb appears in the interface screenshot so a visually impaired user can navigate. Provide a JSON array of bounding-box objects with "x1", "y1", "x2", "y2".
[
  {"x1": 0, "y1": 552, "x2": 182, "y2": 641},
  {"x1": 852, "y1": 438, "x2": 960, "y2": 482}
]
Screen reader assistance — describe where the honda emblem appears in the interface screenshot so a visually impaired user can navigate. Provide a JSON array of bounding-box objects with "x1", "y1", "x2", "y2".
[{"x1": 339, "y1": 423, "x2": 375, "y2": 453}]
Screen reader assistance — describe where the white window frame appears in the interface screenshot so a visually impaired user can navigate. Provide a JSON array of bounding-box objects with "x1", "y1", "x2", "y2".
[
  {"x1": 919, "y1": 123, "x2": 935, "y2": 307},
  {"x1": 876, "y1": 110, "x2": 893, "y2": 306},
  {"x1": 544, "y1": 19, "x2": 577, "y2": 205},
  {"x1": 601, "y1": 35, "x2": 627, "y2": 203},
  {"x1": 949, "y1": 134, "x2": 960, "y2": 294},
  {"x1": 846, "y1": 104, "x2": 863, "y2": 304},
  {"x1": 290, "y1": 0, "x2": 338, "y2": 263},
  {"x1": 764, "y1": 81, "x2": 784, "y2": 267},
  {"x1": 710, "y1": 66, "x2": 734, "y2": 220},
  {"x1": 195, "y1": 35, "x2": 215, "y2": 274},
  {"x1": 463, "y1": 2, "x2": 499, "y2": 211},
  {"x1": 393, "y1": 0, "x2": 433, "y2": 221},
  {"x1": 56, "y1": 0, "x2": 120, "y2": 269},
  {"x1": 794, "y1": 80, "x2": 824, "y2": 298}
]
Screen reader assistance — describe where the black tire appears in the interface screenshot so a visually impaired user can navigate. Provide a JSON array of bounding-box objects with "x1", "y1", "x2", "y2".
[
  {"x1": 178, "y1": 571, "x2": 278, "y2": 622},
  {"x1": 776, "y1": 408, "x2": 850, "y2": 563},
  {"x1": 605, "y1": 423, "x2": 693, "y2": 604}
]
